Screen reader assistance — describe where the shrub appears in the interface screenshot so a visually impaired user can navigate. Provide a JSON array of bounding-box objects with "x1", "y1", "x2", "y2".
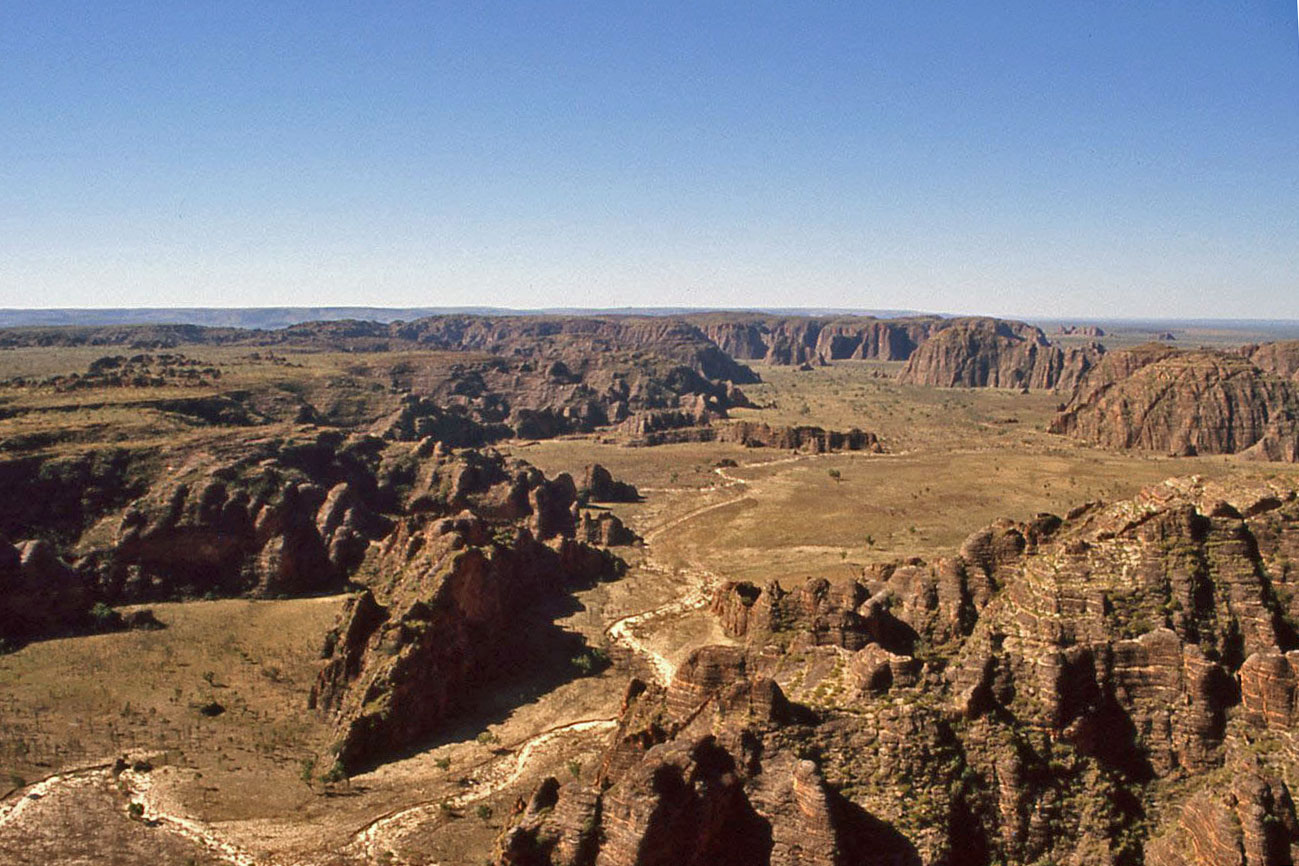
[
  {"x1": 320, "y1": 762, "x2": 348, "y2": 785},
  {"x1": 571, "y1": 647, "x2": 611, "y2": 677},
  {"x1": 90, "y1": 602, "x2": 120, "y2": 631},
  {"x1": 476, "y1": 804, "x2": 493, "y2": 820},
  {"x1": 127, "y1": 802, "x2": 145, "y2": 820}
]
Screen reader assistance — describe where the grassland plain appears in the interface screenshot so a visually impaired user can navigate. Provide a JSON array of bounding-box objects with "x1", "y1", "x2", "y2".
[{"x1": 2, "y1": 348, "x2": 1297, "y2": 864}]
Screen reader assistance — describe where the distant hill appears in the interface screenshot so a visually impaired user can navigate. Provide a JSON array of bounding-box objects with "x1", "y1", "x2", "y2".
[{"x1": 0, "y1": 306, "x2": 928, "y2": 329}]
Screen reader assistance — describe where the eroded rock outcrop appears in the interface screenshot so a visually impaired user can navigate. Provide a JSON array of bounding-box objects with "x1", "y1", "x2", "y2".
[
  {"x1": 579, "y1": 464, "x2": 640, "y2": 503},
  {"x1": 73, "y1": 433, "x2": 393, "y2": 602},
  {"x1": 312, "y1": 454, "x2": 636, "y2": 770},
  {"x1": 685, "y1": 478, "x2": 1299, "y2": 865},
  {"x1": 0, "y1": 538, "x2": 89, "y2": 645},
  {"x1": 620, "y1": 416, "x2": 883, "y2": 452},
  {"x1": 498, "y1": 645, "x2": 915, "y2": 866},
  {"x1": 1049, "y1": 344, "x2": 1299, "y2": 459},
  {"x1": 1245, "y1": 340, "x2": 1299, "y2": 383},
  {"x1": 898, "y1": 318, "x2": 1102, "y2": 390}
]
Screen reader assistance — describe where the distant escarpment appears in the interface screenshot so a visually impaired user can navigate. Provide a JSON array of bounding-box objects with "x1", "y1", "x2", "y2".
[
  {"x1": 688, "y1": 313, "x2": 949, "y2": 366},
  {"x1": 1050, "y1": 343, "x2": 1299, "y2": 460},
  {"x1": 384, "y1": 316, "x2": 758, "y2": 385},
  {"x1": 370, "y1": 352, "x2": 753, "y2": 446},
  {"x1": 898, "y1": 318, "x2": 1103, "y2": 390},
  {"x1": 503, "y1": 477, "x2": 1299, "y2": 865},
  {"x1": 686, "y1": 314, "x2": 1101, "y2": 392},
  {"x1": 312, "y1": 447, "x2": 634, "y2": 770},
  {"x1": 0, "y1": 315, "x2": 758, "y2": 387},
  {"x1": 0, "y1": 315, "x2": 761, "y2": 447}
]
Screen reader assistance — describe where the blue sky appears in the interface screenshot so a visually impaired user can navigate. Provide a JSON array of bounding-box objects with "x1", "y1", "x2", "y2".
[{"x1": 1, "y1": 2, "x2": 1296, "y2": 317}]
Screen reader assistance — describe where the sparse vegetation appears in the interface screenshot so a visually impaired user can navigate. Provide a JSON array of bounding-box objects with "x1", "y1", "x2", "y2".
[
  {"x1": 1, "y1": 324, "x2": 1296, "y2": 865},
  {"x1": 570, "y1": 647, "x2": 611, "y2": 677}
]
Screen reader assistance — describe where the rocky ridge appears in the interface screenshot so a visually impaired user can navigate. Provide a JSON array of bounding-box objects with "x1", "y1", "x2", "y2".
[
  {"x1": 311, "y1": 447, "x2": 638, "y2": 771},
  {"x1": 1049, "y1": 343, "x2": 1299, "y2": 460},
  {"x1": 618, "y1": 415, "x2": 884, "y2": 453},
  {"x1": 898, "y1": 318, "x2": 1103, "y2": 391},
  {"x1": 688, "y1": 314, "x2": 950, "y2": 366},
  {"x1": 499, "y1": 476, "x2": 1299, "y2": 866}
]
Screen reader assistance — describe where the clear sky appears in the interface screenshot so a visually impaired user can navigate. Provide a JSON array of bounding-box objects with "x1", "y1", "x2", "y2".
[{"x1": 1, "y1": 2, "x2": 1296, "y2": 318}]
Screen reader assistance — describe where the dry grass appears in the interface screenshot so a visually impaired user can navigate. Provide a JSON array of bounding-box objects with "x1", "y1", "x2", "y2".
[
  {"x1": 519, "y1": 361, "x2": 1299, "y2": 588},
  {"x1": 4, "y1": 351, "x2": 1299, "y2": 863},
  {"x1": 0, "y1": 596, "x2": 342, "y2": 819}
]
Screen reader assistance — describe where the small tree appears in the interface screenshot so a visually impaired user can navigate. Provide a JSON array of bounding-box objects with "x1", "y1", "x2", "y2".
[
  {"x1": 299, "y1": 757, "x2": 316, "y2": 791},
  {"x1": 319, "y1": 761, "x2": 349, "y2": 789},
  {"x1": 90, "y1": 602, "x2": 120, "y2": 631}
]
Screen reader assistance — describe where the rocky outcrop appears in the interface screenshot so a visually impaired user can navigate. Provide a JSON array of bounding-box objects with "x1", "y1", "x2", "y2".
[
  {"x1": 1239, "y1": 651, "x2": 1299, "y2": 731},
  {"x1": 1049, "y1": 344, "x2": 1299, "y2": 459},
  {"x1": 1146, "y1": 757, "x2": 1299, "y2": 866},
  {"x1": 680, "y1": 478, "x2": 1299, "y2": 864},
  {"x1": 0, "y1": 448, "x2": 150, "y2": 547},
  {"x1": 0, "y1": 538, "x2": 89, "y2": 645},
  {"x1": 1245, "y1": 340, "x2": 1299, "y2": 383},
  {"x1": 312, "y1": 509, "x2": 623, "y2": 771},
  {"x1": 384, "y1": 316, "x2": 759, "y2": 386},
  {"x1": 715, "y1": 422, "x2": 883, "y2": 453},
  {"x1": 498, "y1": 645, "x2": 915, "y2": 866},
  {"x1": 688, "y1": 314, "x2": 950, "y2": 365},
  {"x1": 898, "y1": 318, "x2": 1102, "y2": 390},
  {"x1": 1055, "y1": 325, "x2": 1106, "y2": 337},
  {"x1": 620, "y1": 416, "x2": 883, "y2": 452},
  {"x1": 711, "y1": 577, "x2": 899, "y2": 652},
  {"x1": 311, "y1": 454, "x2": 635, "y2": 770},
  {"x1": 578, "y1": 510, "x2": 639, "y2": 547},
  {"x1": 579, "y1": 464, "x2": 639, "y2": 503},
  {"x1": 73, "y1": 433, "x2": 393, "y2": 602}
]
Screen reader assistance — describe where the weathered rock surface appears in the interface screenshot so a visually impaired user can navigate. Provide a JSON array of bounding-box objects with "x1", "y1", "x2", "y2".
[
  {"x1": 0, "y1": 538, "x2": 89, "y2": 644},
  {"x1": 578, "y1": 510, "x2": 639, "y2": 547},
  {"x1": 529, "y1": 476, "x2": 1299, "y2": 866},
  {"x1": 73, "y1": 432, "x2": 393, "y2": 602},
  {"x1": 579, "y1": 464, "x2": 639, "y2": 503},
  {"x1": 620, "y1": 416, "x2": 884, "y2": 452},
  {"x1": 688, "y1": 313, "x2": 950, "y2": 365},
  {"x1": 1050, "y1": 344, "x2": 1299, "y2": 459},
  {"x1": 1245, "y1": 340, "x2": 1299, "y2": 383},
  {"x1": 498, "y1": 645, "x2": 915, "y2": 866},
  {"x1": 311, "y1": 452, "x2": 634, "y2": 770},
  {"x1": 898, "y1": 318, "x2": 1102, "y2": 390},
  {"x1": 1055, "y1": 325, "x2": 1106, "y2": 337}
]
